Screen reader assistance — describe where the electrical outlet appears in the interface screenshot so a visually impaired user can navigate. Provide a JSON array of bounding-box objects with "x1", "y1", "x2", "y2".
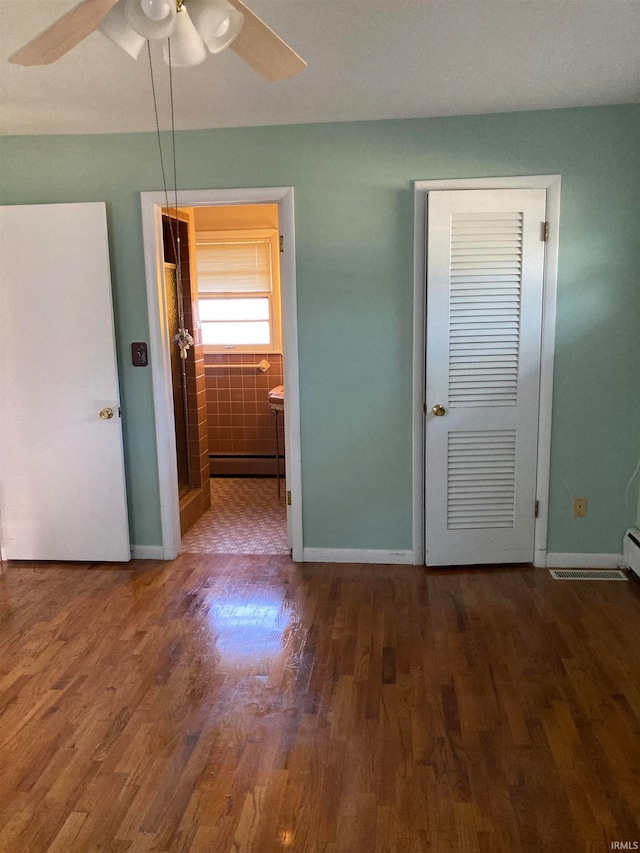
[{"x1": 573, "y1": 497, "x2": 587, "y2": 518}]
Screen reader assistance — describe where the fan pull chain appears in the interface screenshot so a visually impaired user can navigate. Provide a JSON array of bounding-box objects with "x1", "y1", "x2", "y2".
[
  {"x1": 147, "y1": 39, "x2": 193, "y2": 488},
  {"x1": 165, "y1": 39, "x2": 194, "y2": 360},
  {"x1": 148, "y1": 40, "x2": 175, "y2": 269},
  {"x1": 147, "y1": 39, "x2": 184, "y2": 328},
  {"x1": 147, "y1": 40, "x2": 186, "y2": 332},
  {"x1": 168, "y1": 38, "x2": 181, "y2": 314}
]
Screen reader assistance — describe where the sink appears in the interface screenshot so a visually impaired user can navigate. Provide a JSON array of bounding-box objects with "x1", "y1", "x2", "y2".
[{"x1": 268, "y1": 385, "x2": 284, "y2": 411}]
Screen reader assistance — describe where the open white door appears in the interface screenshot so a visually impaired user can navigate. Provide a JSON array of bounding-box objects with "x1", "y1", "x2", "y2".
[
  {"x1": 0, "y1": 203, "x2": 130, "y2": 561},
  {"x1": 425, "y1": 189, "x2": 546, "y2": 566}
]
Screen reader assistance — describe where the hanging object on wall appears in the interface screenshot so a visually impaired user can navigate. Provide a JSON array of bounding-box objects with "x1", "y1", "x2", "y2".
[
  {"x1": 174, "y1": 327, "x2": 194, "y2": 359},
  {"x1": 8, "y1": 0, "x2": 306, "y2": 80}
]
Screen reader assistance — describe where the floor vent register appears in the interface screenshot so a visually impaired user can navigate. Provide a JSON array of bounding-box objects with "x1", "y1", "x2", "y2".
[{"x1": 548, "y1": 569, "x2": 628, "y2": 581}]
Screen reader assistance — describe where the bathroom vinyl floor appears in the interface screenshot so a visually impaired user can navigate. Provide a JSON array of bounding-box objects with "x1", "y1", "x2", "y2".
[{"x1": 182, "y1": 477, "x2": 289, "y2": 555}]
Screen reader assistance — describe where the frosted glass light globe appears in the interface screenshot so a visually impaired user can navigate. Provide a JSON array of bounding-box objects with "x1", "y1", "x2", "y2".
[
  {"x1": 214, "y1": 17, "x2": 230, "y2": 37},
  {"x1": 140, "y1": 0, "x2": 173, "y2": 21}
]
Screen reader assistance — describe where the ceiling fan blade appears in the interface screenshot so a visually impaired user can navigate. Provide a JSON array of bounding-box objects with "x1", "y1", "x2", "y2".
[
  {"x1": 227, "y1": 0, "x2": 306, "y2": 81},
  {"x1": 9, "y1": 0, "x2": 120, "y2": 66}
]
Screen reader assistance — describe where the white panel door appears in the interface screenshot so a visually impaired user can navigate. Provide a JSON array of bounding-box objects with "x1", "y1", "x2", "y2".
[
  {"x1": 0, "y1": 203, "x2": 130, "y2": 561},
  {"x1": 425, "y1": 189, "x2": 546, "y2": 566}
]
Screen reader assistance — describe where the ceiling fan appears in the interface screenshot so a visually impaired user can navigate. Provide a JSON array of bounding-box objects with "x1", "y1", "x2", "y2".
[{"x1": 8, "y1": 0, "x2": 307, "y2": 80}]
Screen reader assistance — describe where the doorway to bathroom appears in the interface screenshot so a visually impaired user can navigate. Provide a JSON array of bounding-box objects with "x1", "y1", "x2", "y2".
[
  {"x1": 141, "y1": 186, "x2": 303, "y2": 561},
  {"x1": 180, "y1": 202, "x2": 288, "y2": 555}
]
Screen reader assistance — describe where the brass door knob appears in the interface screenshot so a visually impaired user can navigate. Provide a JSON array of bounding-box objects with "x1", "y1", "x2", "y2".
[
  {"x1": 99, "y1": 407, "x2": 114, "y2": 420},
  {"x1": 432, "y1": 404, "x2": 446, "y2": 417}
]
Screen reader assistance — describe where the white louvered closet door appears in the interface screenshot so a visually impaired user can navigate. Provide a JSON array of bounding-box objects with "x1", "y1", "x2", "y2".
[{"x1": 425, "y1": 189, "x2": 547, "y2": 566}]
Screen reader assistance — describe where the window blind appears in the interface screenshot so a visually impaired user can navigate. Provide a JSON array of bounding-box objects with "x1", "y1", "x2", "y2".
[{"x1": 196, "y1": 238, "x2": 272, "y2": 294}]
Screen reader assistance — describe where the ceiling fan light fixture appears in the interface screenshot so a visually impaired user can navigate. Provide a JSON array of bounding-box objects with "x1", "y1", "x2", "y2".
[
  {"x1": 163, "y1": 7, "x2": 207, "y2": 66},
  {"x1": 187, "y1": 0, "x2": 244, "y2": 54},
  {"x1": 140, "y1": 0, "x2": 173, "y2": 21},
  {"x1": 98, "y1": 0, "x2": 146, "y2": 60},
  {"x1": 126, "y1": 0, "x2": 177, "y2": 38}
]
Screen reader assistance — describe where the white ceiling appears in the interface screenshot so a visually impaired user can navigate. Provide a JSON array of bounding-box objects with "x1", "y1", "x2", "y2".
[{"x1": 1, "y1": 0, "x2": 639, "y2": 136}]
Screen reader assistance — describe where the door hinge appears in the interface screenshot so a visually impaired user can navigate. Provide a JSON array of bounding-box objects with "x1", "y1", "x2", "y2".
[
  {"x1": 535, "y1": 500, "x2": 539, "y2": 518},
  {"x1": 287, "y1": 490, "x2": 292, "y2": 506},
  {"x1": 542, "y1": 221, "x2": 549, "y2": 242},
  {"x1": 279, "y1": 234, "x2": 284, "y2": 253}
]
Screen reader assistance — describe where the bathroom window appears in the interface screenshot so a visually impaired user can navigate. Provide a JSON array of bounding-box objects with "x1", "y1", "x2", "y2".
[{"x1": 195, "y1": 228, "x2": 282, "y2": 352}]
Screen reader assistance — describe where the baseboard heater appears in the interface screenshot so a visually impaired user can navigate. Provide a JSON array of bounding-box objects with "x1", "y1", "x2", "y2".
[
  {"x1": 209, "y1": 453, "x2": 283, "y2": 478},
  {"x1": 623, "y1": 527, "x2": 640, "y2": 579}
]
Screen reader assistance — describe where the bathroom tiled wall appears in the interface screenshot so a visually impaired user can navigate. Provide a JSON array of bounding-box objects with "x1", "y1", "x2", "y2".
[
  {"x1": 205, "y1": 353, "x2": 284, "y2": 476},
  {"x1": 164, "y1": 215, "x2": 211, "y2": 534},
  {"x1": 181, "y1": 328, "x2": 212, "y2": 530}
]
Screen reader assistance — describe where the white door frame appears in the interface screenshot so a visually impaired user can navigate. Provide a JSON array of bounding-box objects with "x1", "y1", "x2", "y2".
[
  {"x1": 412, "y1": 176, "x2": 561, "y2": 567},
  {"x1": 141, "y1": 186, "x2": 303, "y2": 561}
]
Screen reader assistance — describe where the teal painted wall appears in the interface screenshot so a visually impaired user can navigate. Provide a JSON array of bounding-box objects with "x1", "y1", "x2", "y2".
[{"x1": 1, "y1": 104, "x2": 638, "y2": 555}]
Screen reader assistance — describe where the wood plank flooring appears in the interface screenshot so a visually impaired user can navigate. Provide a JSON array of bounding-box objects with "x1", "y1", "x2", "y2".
[{"x1": 0, "y1": 556, "x2": 639, "y2": 852}]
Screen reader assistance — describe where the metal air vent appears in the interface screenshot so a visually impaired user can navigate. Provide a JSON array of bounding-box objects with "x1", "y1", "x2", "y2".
[{"x1": 549, "y1": 569, "x2": 628, "y2": 581}]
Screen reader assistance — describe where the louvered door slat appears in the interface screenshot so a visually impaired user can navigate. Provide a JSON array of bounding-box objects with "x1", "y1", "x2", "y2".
[
  {"x1": 452, "y1": 261, "x2": 522, "y2": 270},
  {"x1": 451, "y1": 301, "x2": 520, "y2": 309},
  {"x1": 450, "y1": 347, "x2": 518, "y2": 355}
]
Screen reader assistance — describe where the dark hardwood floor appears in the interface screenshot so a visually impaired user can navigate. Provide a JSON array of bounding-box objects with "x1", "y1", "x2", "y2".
[{"x1": 0, "y1": 555, "x2": 638, "y2": 852}]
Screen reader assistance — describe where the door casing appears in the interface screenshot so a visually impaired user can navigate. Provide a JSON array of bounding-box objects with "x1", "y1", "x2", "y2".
[
  {"x1": 412, "y1": 176, "x2": 561, "y2": 567},
  {"x1": 141, "y1": 187, "x2": 303, "y2": 561}
]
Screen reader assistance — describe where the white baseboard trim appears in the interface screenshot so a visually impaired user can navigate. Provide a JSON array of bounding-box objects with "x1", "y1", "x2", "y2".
[
  {"x1": 534, "y1": 549, "x2": 547, "y2": 567},
  {"x1": 131, "y1": 545, "x2": 165, "y2": 560},
  {"x1": 546, "y1": 552, "x2": 625, "y2": 569},
  {"x1": 302, "y1": 548, "x2": 416, "y2": 565}
]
